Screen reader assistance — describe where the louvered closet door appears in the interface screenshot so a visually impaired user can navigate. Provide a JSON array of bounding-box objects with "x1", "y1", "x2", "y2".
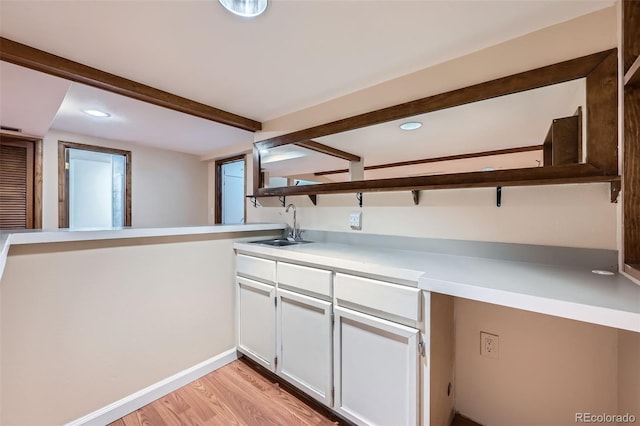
[{"x1": 0, "y1": 140, "x2": 34, "y2": 229}]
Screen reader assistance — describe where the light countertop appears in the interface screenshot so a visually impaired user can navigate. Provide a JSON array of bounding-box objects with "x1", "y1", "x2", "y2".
[{"x1": 234, "y1": 240, "x2": 640, "y2": 332}]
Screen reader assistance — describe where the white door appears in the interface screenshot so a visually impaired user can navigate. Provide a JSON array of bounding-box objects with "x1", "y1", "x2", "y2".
[
  {"x1": 276, "y1": 288, "x2": 333, "y2": 406},
  {"x1": 237, "y1": 277, "x2": 276, "y2": 371},
  {"x1": 67, "y1": 148, "x2": 126, "y2": 228},
  {"x1": 221, "y1": 160, "x2": 244, "y2": 224},
  {"x1": 334, "y1": 306, "x2": 420, "y2": 426}
]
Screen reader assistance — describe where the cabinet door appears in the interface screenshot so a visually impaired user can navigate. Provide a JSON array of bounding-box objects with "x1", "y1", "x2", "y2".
[
  {"x1": 277, "y1": 288, "x2": 333, "y2": 406},
  {"x1": 237, "y1": 276, "x2": 276, "y2": 371},
  {"x1": 334, "y1": 306, "x2": 420, "y2": 426}
]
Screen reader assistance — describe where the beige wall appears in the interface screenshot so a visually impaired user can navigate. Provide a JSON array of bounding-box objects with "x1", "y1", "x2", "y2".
[
  {"x1": 617, "y1": 330, "x2": 640, "y2": 419},
  {"x1": 244, "y1": 6, "x2": 636, "y2": 425},
  {"x1": 0, "y1": 230, "x2": 279, "y2": 425},
  {"x1": 43, "y1": 130, "x2": 209, "y2": 229},
  {"x1": 247, "y1": 7, "x2": 619, "y2": 250},
  {"x1": 454, "y1": 299, "x2": 619, "y2": 426},
  {"x1": 248, "y1": 184, "x2": 616, "y2": 249}
]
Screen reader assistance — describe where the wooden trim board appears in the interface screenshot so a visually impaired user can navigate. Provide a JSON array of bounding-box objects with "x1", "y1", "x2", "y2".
[
  {"x1": 214, "y1": 154, "x2": 247, "y2": 224},
  {"x1": 65, "y1": 349, "x2": 238, "y2": 426},
  {"x1": 255, "y1": 50, "x2": 613, "y2": 151},
  {"x1": 257, "y1": 164, "x2": 618, "y2": 197},
  {"x1": 315, "y1": 145, "x2": 542, "y2": 176},
  {"x1": 57, "y1": 140, "x2": 132, "y2": 228}
]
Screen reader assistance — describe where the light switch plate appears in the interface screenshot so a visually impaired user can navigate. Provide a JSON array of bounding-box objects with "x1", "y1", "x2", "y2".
[{"x1": 349, "y1": 211, "x2": 362, "y2": 230}]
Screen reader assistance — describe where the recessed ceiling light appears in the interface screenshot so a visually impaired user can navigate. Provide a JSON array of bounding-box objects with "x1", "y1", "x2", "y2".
[
  {"x1": 482, "y1": 167, "x2": 495, "y2": 172},
  {"x1": 83, "y1": 109, "x2": 110, "y2": 118},
  {"x1": 399, "y1": 122, "x2": 422, "y2": 131},
  {"x1": 219, "y1": 0, "x2": 268, "y2": 17}
]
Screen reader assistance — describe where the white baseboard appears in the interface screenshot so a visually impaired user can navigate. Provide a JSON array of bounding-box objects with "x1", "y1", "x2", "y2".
[{"x1": 66, "y1": 348, "x2": 238, "y2": 426}]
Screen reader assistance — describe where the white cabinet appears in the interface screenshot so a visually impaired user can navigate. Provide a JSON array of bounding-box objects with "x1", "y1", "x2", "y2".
[
  {"x1": 276, "y1": 288, "x2": 333, "y2": 406},
  {"x1": 333, "y1": 306, "x2": 420, "y2": 426},
  {"x1": 235, "y1": 251, "x2": 430, "y2": 426},
  {"x1": 237, "y1": 276, "x2": 276, "y2": 371}
]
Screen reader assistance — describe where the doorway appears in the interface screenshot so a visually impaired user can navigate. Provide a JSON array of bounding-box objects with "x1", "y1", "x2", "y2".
[
  {"x1": 215, "y1": 155, "x2": 246, "y2": 224},
  {"x1": 58, "y1": 140, "x2": 131, "y2": 228},
  {"x1": 0, "y1": 132, "x2": 42, "y2": 229}
]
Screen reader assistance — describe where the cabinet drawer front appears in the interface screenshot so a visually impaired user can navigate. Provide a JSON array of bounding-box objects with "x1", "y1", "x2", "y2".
[
  {"x1": 335, "y1": 273, "x2": 420, "y2": 322},
  {"x1": 277, "y1": 262, "x2": 332, "y2": 298},
  {"x1": 236, "y1": 254, "x2": 276, "y2": 283}
]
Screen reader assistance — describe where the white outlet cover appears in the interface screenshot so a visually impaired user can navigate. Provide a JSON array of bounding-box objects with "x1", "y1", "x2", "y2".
[
  {"x1": 480, "y1": 331, "x2": 499, "y2": 359},
  {"x1": 349, "y1": 211, "x2": 362, "y2": 230}
]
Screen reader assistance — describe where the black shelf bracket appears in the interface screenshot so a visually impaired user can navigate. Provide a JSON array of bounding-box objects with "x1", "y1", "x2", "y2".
[
  {"x1": 496, "y1": 186, "x2": 502, "y2": 207},
  {"x1": 356, "y1": 192, "x2": 363, "y2": 208},
  {"x1": 412, "y1": 190, "x2": 420, "y2": 205},
  {"x1": 611, "y1": 180, "x2": 621, "y2": 203},
  {"x1": 308, "y1": 194, "x2": 317, "y2": 205},
  {"x1": 279, "y1": 196, "x2": 286, "y2": 207}
]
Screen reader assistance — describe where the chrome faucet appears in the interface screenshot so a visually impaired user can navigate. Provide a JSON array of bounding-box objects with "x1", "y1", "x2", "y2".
[{"x1": 285, "y1": 203, "x2": 302, "y2": 241}]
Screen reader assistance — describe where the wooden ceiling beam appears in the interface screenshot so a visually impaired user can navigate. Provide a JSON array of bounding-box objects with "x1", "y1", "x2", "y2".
[
  {"x1": 0, "y1": 37, "x2": 262, "y2": 132},
  {"x1": 255, "y1": 49, "x2": 614, "y2": 150},
  {"x1": 314, "y1": 145, "x2": 543, "y2": 176},
  {"x1": 294, "y1": 140, "x2": 361, "y2": 162}
]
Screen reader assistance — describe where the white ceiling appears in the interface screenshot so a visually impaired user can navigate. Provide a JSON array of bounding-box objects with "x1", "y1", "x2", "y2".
[
  {"x1": 0, "y1": 62, "x2": 254, "y2": 154},
  {"x1": 51, "y1": 82, "x2": 253, "y2": 155},
  {"x1": 0, "y1": 0, "x2": 613, "y2": 124},
  {"x1": 0, "y1": 61, "x2": 70, "y2": 135}
]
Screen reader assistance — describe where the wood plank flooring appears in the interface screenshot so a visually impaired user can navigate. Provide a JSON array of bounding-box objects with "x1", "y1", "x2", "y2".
[
  {"x1": 109, "y1": 357, "x2": 481, "y2": 426},
  {"x1": 109, "y1": 358, "x2": 341, "y2": 426}
]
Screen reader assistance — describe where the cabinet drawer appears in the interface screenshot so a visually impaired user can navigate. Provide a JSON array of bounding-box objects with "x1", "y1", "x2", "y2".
[
  {"x1": 236, "y1": 254, "x2": 276, "y2": 284},
  {"x1": 277, "y1": 262, "x2": 332, "y2": 298},
  {"x1": 335, "y1": 273, "x2": 421, "y2": 322}
]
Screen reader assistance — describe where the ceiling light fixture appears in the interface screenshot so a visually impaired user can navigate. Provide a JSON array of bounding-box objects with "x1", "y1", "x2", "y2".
[
  {"x1": 83, "y1": 109, "x2": 111, "y2": 118},
  {"x1": 219, "y1": 0, "x2": 268, "y2": 17},
  {"x1": 399, "y1": 121, "x2": 422, "y2": 131}
]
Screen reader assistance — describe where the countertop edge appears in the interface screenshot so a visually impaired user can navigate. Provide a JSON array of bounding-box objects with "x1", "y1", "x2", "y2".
[
  {"x1": 420, "y1": 277, "x2": 640, "y2": 333},
  {"x1": 0, "y1": 223, "x2": 286, "y2": 281}
]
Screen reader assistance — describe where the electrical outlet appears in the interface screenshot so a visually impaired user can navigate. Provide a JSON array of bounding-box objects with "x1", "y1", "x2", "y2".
[
  {"x1": 349, "y1": 211, "x2": 362, "y2": 230},
  {"x1": 480, "y1": 332, "x2": 499, "y2": 359}
]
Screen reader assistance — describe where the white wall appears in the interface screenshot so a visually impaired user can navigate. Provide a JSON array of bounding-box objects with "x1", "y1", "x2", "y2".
[
  {"x1": 44, "y1": 130, "x2": 209, "y2": 229},
  {"x1": 0, "y1": 230, "x2": 280, "y2": 425},
  {"x1": 243, "y1": 7, "x2": 634, "y2": 425}
]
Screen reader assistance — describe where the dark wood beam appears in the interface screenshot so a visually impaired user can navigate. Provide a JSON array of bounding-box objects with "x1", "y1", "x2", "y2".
[
  {"x1": 255, "y1": 164, "x2": 616, "y2": 196},
  {"x1": 314, "y1": 145, "x2": 542, "y2": 176},
  {"x1": 255, "y1": 50, "x2": 614, "y2": 150},
  {"x1": 586, "y1": 49, "x2": 618, "y2": 175},
  {"x1": 624, "y1": 56, "x2": 640, "y2": 86},
  {"x1": 0, "y1": 37, "x2": 262, "y2": 132},
  {"x1": 294, "y1": 140, "x2": 360, "y2": 162}
]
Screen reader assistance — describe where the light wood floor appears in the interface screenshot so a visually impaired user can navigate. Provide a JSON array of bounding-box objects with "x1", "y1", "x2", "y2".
[{"x1": 109, "y1": 358, "x2": 341, "y2": 426}]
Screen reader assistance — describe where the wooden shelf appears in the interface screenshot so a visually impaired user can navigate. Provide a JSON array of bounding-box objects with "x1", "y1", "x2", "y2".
[
  {"x1": 624, "y1": 55, "x2": 640, "y2": 87},
  {"x1": 253, "y1": 164, "x2": 619, "y2": 197}
]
